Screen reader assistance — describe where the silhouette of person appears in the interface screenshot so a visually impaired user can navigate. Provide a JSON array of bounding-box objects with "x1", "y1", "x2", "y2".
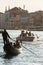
[
  {"x1": 15, "y1": 40, "x2": 20, "y2": 47},
  {"x1": 26, "y1": 31, "x2": 28, "y2": 37},
  {"x1": 2, "y1": 29, "x2": 11, "y2": 45},
  {"x1": 28, "y1": 31, "x2": 31, "y2": 36}
]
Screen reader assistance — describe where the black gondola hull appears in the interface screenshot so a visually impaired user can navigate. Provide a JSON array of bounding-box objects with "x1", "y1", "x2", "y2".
[{"x1": 3, "y1": 44, "x2": 21, "y2": 56}]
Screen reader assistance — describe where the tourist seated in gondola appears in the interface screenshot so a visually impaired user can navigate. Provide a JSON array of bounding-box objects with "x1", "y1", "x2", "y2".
[
  {"x1": 13, "y1": 42, "x2": 16, "y2": 47},
  {"x1": 25, "y1": 31, "x2": 28, "y2": 37},
  {"x1": 21, "y1": 30, "x2": 25, "y2": 37},
  {"x1": 28, "y1": 31, "x2": 31, "y2": 36},
  {"x1": 14, "y1": 40, "x2": 21, "y2": 48},
  {"x1": 28, "y1": 31, "x2": 34, "y2": 37}
]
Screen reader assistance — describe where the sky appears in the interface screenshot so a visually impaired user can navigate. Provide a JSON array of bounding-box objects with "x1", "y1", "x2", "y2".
[{"x1": 0, "y1": 0, "x2": 43, "y2": 13}]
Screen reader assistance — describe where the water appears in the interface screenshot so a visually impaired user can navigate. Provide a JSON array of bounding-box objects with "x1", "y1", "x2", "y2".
[{"x1": 0, "y1": 30, "x2": 43, "y2": 65}]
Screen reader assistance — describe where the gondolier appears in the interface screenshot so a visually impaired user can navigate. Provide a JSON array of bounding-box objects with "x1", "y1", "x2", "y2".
[{"x1": 2, "y1": 29, "x2": 11, "y2": 45}]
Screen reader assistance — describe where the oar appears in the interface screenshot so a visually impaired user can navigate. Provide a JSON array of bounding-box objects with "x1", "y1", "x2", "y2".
[
  {"x1": 35, "y1": 34, "x2": 39, "y2": 38},
  {"x1": 22, "y1": 44, "x2": 38, "y2": 57},
  {"x1": 11, "y1": 38, "x2": 16, "y2": 41},
  {"x1": 9, "y1": 37, "x2": 16, "y2": 42}
]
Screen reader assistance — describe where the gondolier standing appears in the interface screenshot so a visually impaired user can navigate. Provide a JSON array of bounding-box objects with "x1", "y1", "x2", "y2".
[{"x1": 2, "y1": 29, "x2": 11, "y2": 45}]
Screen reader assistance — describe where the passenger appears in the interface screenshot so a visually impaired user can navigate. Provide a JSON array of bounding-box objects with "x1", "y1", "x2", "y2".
[
  {"x1": 2, "y1": 29, "x2": 11, "y2": 45},
  {"x1": 16, "y1": 40, "x2": 19, "y2": 45},
  {"x1": 21, "y1": 30, "x2": 25, "y2": 36},
  {"x1": 28, "y1": 31, "x2": 31, "y2": 36},
  {"x1": 26, "y1": 31, "x2": 28, "y2": 37},
  {"x1": 15, "y1": 40, "x2": 20, "y2": 47},
  {"x1": 21, "y1": 30, "x2": 24, "y2": 34},
  {"x1": 14, "y1": 43, "x2": 16, "y2": 47}
]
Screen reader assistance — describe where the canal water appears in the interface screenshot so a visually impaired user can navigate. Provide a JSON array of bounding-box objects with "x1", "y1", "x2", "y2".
[{"x1": 0, "y1": 30, "x2": 43, "y2": 65}]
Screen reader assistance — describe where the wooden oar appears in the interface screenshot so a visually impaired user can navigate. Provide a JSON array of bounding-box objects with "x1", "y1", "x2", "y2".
[
  {"x1": 11, "y1": 38, "x2": 16, "y2": 41},
  {"x1": 35, "y1": 34, "x2": 39, "y2": 38},
  {"x1": 22, "y1": 44, "x2": 38, "y2": 57},
  {"x1": 9, "y1": 37, "x2": 16, "y2": 42}
]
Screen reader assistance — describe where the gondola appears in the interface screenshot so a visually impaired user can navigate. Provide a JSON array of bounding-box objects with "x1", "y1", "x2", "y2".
[
  {"x1": 3, "y1": 41, "x2": 22, "y2": 56},
  {"x1": 16, "y1": 36, "x2": 35, "y2": 42},
  {"x1": 16, "y1": 31, "x2": 35, "y2": 42}
]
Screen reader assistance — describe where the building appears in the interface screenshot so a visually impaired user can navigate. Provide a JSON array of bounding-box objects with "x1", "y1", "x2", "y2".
[{"x1": 0, "y1": 7, "x2": 43, "y2": 30}]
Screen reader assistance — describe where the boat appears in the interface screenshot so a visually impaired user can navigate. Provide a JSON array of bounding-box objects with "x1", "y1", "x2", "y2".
[
  {"x1": 16, "y1": 31, "x2": 35, "y2": 42},
  {"x1": 16, "y1": 36, "x2": 35, "y2": 41},
  {"x1": 3, "y1": 41, "x2": 22, "y2": 56}
]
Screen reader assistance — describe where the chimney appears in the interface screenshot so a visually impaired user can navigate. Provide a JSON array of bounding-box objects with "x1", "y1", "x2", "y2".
[
  {"x1": 8, "y1": 6, "x2": 10, "y2": 10},
  {"x1": 5, "y1": 6, "x2": 7, "y2": 12},
  {"x1": 23, "y1": 5, "x2": 25, "y2": 10}
]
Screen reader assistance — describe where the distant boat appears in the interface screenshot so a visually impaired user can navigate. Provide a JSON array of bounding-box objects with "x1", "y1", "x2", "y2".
[
  {"x1": 16, "y1": 31, "x2": 35, "y2": 42},
  {"x1": 3, "y1": 41, "x2": 22, "y2": 56},
  {"x1": 16, "y1": 36, "x2": 35, "y2": 42}
]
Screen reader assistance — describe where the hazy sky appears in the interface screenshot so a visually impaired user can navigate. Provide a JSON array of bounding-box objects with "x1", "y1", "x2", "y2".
[{"x1": 0, "y1": 0, "x2": 43, "y2": 13}]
